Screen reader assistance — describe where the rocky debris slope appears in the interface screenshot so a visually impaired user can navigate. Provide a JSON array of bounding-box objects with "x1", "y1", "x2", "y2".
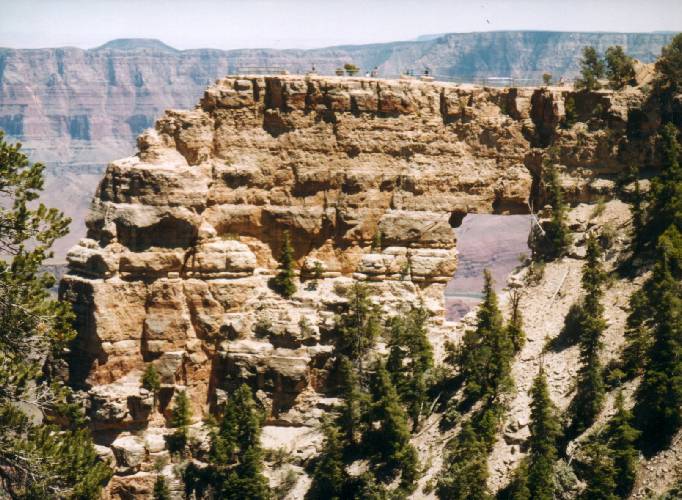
[
  {"x1": 58, "y1": 74, "x2": 666, "y2": 497},
  {"x1": 0, "y1": 32, "x2": 674, "y2": 259}
]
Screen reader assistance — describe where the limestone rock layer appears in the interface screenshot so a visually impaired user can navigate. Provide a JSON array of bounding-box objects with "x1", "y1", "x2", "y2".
[{"x1": 59, "y1": 75, "x2": 652, "y2": 495}]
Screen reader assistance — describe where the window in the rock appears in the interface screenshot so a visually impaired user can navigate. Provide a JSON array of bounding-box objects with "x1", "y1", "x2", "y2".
[{"x1": 445, "y1": 214, "x2": 531, "y2": 321}]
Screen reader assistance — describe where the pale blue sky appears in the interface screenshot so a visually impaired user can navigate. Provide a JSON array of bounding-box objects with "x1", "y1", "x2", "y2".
[{"x1": 1, "y1": 0, "x2": 680, "y2": 50}]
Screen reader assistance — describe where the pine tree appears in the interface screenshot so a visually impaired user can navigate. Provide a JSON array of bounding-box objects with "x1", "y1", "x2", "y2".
[
  {"x1": 141, "y1": 363, "x2": 161, "y2": 405},
  {"x1": 270, "y1": 231, "x2": 297, "y2": 298},
  {"x1": 507, "y1": 290, "x2": 526, "y2": 354},
  {"x1": 0, "y1": 131, "x2": 111, "y2": 497},
  {"x1": 634, "y1": 226, "x2": 682, "y2": 448},
  {"x1": 336, "y1": 283, "x2": 381, "y2": 370},
  {"x1": 505, "y1": 459, "x2": 531, "y2": 500},
  {"x1": 605, "y1": 45, "x2": 636, "y2": 90},
  {"x1": 386, "y1": 304, "x2": 434, "y2": 429},
  {"x1": 365, "y1": 364, "x2": 418, "y2": 490},
  {"x1": 458, "y1": 270, "x2": 514, "y2": 401},
  {"x1": 606, "y1": 392, "x2": 640, "y2": 498},
  {"x1": 168, "y1": 390, "x2": 192, "y2": 453},
  {"x1": 572, "y1": 235, "x2": 607, "y2": 434},
  {"x1": 581, "y1": 440, "x2": 618, "y2": 500},
  {"x1": 186, "y1": 384, "x2": 271, "y2": 499},
  {"x1": 631, "y1": 178, "x2": 645, "y2": 252},
  {"x1": 656, "y1": 33, "x2": 682, "y2": 87},
  {"x1": 535, "y1": 160, "x2": 572, "y2": 260},
  {"x1": 640, "y1": 123, "x2": 682, "y2": 247},
  {"x1": 337, "y1": 355, "x2": 368, "y2": 446},
  {"x1": 622, "y1": 287, "x2": 652, "y2": 377},
  {"x1": 436, "y1": 422, "x2": 491, "y2": 500},
  {"x1": 153, "y1": 474, "x2": 171, "y2": 500},
  {"x1": 527, "y1": 368, "x2": 561, "y2": 500},
  {"x1": 575, "y1": 46, "x2": 605, "y2": 91},
  {"x1": 308, "y1": 419, "x2": 347, "y2": 500}
]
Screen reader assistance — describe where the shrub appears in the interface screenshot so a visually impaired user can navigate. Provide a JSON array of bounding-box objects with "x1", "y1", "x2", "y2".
[
  {"x1": 575, "y1": 46, "x2": 604, "y2": 91},
  {"x1": 605, "y1": 45, "x2": 636, "y2": 90},
  {"x1": 269, "y1": 231, "x2": 297, "y2": 298},
  {"x1": 344, "y1": 63, "x2": 360, "y2": 76}
]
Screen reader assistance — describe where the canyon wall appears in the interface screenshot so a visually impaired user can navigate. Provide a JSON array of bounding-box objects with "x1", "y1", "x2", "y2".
[
  {"x1": 56, "y1": 73, "x2": 666, "y2": 496},
  {"x1": 0, "y1": 32, "x2": 674, "y2": 259}
]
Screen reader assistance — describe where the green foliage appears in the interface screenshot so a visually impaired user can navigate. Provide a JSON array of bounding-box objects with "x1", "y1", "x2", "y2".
[
  {"x1": 307, "y1": 419, "x2": 348, "y2": 500},
  {"x1": 633, "y1": 226, "x2": 682, "y2": 449},
  {"x1": 607, "y1": 392, "x2": 640, "y2": 498},
  {"x1": 337, "y1": 355, "x2": 369, "y2": 446},
  {"x1": 542, "y1": 73, "x2": 552, "y2": 86},
  {"x1": 533, "y1": 161, "x2": 571, "y2": 260},
  {"x1": 527, "y1": 369, "x2": 561, "y2": 500},
  {"x1": 640, "y1": 123, "x2": 682, "y2": 248},
  {"x1": 0, "y1": 131, "x2": 111, "y2": 498},
  {"x1": 168, "y1": 390, "x2": 192, "y2": 453},
  {"x1": 622, "y1": 286, "x2": 652, "y2": 377},
  {"x1": 269, "y1": 231, "x2": 297, "y2": 298},
  {"x1": 386, "y1": 304, "x2": 434, "y2": 428},
  {"x1": 458, "y1": 270, "x2": 514, "y2": 401},
  {"x1": 563, "y1": 95, "x2": 577, "y2": 128},
  {"x1": 507, "y1": 290, "x2": 526, "y2": 354},
  {"x1": 571, "y1": 235, "x2": 607, "y2": 434},
  {"x1": 655, "y1": 32, "x2": 682, "y2": 87},
  {"x1": 504, "y1": 459, "x2": 531, "y2": 500},
  {"x1": 580, "y1": 440, "x2": 619, "y2": 500},
  {"x1": 185, "y1": 384, "x2": 271, "y2": 499},
  {"x1": 436, "y1": 422, "x2": 491, "y2": 500},
  {"x1": 153, "y1": 475, "x2": 171, "y2": 500},
  {"x1": 344, "y1": 63, "x2": 360, "y2": 76},
  {"x1": 335, "y1": 283, "x2": 381, "y2": 368},
  {"x1": 141, "y1": 364, "x2": 161, "y2": 404},
  {"x1": 575, "y1": 46, "x2": 605, "y2": 91},
  {"x1": 605, "y1": 45, "x2": 636, "y2": 90},
  {"x1": 365, "y1": 364, "x2": 419, "y2": 490}
]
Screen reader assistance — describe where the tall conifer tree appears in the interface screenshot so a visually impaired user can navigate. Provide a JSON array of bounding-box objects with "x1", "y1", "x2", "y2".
[
  {"x1": 526, "y1": 368, "x2": 561, "y2": 500},
  {"x1": 0, "y1": 131, "x2": 111, "y2": 497},
  {"x1": 572, "y1": 234, "x2": 607, "y2": 434},
  {"x1": 458, "y1": 270, "x2": 514, "y2": 401}
]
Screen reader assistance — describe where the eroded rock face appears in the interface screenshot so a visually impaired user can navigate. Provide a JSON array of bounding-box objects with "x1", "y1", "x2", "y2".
[{"x1": 59, "y1": 75, "x2": 652, "y2": 497}]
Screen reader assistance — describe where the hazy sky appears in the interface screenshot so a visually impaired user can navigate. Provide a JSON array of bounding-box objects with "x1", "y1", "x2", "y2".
[{"x1": 1, "y1": 0, "x2": 680, "y2": 50}]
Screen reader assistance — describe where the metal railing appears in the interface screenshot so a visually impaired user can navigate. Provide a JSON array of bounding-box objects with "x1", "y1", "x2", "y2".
[{"x1": 229, "y1": 65, "x2": 574, "y2": 88}]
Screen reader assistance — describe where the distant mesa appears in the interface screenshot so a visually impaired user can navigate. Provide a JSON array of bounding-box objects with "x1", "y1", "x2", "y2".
[{"x1": 93, "y1": 38, "x2": 178, "y2": 52}]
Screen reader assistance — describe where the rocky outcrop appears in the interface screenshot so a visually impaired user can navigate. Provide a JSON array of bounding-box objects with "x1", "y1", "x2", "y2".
[
  {"x1": 1, "y1": 33, "x2": 675, "y2": 260},
  {"x1": 59, "y1": 74, "x2": 661, "y2": 497}
]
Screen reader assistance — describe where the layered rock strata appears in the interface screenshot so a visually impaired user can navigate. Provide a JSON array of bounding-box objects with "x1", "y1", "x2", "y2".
[{"x1": 59, "y1": 74, "x2": 656, "y2": 497}]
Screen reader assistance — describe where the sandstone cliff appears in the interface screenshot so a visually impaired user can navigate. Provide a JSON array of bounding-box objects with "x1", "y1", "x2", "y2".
[
  {"x1": 58, "y1": 74, "x2": 669, "y2": 497},
  {"x1": 0, "y1": 32, "x2": 674, "y2": 259}
]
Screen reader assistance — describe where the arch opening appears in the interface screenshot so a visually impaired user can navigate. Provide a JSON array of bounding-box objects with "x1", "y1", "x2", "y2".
[{"x1": 446, "y1": 213, "x2": 532, "y2": 321}]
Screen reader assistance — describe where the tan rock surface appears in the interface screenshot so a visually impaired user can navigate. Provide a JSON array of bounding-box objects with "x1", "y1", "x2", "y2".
[{"x1": 58, "y1": 75, "x2": 662, "y2": 497}]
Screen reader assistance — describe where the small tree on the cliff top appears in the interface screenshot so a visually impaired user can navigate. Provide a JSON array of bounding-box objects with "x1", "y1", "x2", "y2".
[
  {"x1": 605, "y1": 45, "x2": 636, "y2": 90},
  {"x1": 656, "y1": 32, "x2": 682, "y2": 87},
  {"x1": 270, "y1": 231, "x2": 297, "y2": 298},
  {"x1": 575, "y1": 46, "x2": 604, "y2": 91},
  {"x1": 0, "y1": 131, "x2": 111, "y2": 497}
]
